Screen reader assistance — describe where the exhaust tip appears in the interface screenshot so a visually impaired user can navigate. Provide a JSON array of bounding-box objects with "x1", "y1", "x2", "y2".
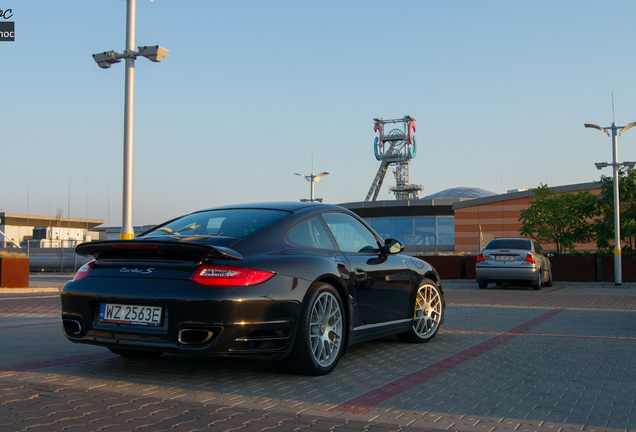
[
  {"x1": 63, "y1": 319, "x2": 83, "y2": 336},
  {"x1": 178, "y1": 328, "x2": 214, "y2": 346}
]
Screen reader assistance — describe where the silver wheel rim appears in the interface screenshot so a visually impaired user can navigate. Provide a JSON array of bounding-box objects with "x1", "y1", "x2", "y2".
[
  {"x1": 309, "y1": 292, "x2": 343, "y2": 367},
  {"x1": 413, "y1": 283, "x2": 442, "y2": 338}
]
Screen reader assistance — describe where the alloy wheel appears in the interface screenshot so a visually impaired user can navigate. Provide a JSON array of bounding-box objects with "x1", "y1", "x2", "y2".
[
  {"x1": 309, "y1": 291, "x2": 343, "y2": 367},
  {"x1": 412, "y1": 283, "x2": 442, "y2": 339}
]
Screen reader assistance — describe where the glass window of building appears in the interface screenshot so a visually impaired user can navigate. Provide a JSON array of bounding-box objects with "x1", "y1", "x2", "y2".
[{"x1": 365, "y1": 216, "x2": 454, "y2": 252}]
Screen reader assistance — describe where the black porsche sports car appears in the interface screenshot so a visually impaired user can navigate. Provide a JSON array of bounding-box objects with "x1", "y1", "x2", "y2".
[{"x1": 61, "y1": 202, "x2": 444, "y2": 375}]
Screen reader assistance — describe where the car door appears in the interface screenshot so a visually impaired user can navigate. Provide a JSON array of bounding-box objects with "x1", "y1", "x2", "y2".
[
  {"x1": 321, "y1": 212, "x2": 412, "y2": 325},
  {"x1": 533, "y1": 241, "x2": 550, "y2": 281}
]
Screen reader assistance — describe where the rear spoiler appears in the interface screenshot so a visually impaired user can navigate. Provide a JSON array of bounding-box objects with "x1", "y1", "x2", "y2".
[{"x1": 75, "y1": 240, "x2": 243, "y2": 261}]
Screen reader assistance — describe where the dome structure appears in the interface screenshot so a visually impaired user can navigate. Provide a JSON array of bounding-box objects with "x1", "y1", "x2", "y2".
[{"x1": 424, "y1": 187, "x2": 496, "y2": 200}]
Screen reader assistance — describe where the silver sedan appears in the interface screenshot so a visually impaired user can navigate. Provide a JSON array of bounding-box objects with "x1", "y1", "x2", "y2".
[{"x1": 475, "y1": 238, "x2": 552, "y2": 290}]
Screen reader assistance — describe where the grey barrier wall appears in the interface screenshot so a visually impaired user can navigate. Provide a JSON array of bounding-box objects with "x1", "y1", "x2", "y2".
[{"x1": 0, "y1": 249, "x2": 92, "y2": 273}]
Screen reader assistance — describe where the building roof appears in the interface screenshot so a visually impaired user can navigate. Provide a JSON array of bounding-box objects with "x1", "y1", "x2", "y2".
[
  {"x1": 0, "y1": 212, "x2": 104, "y2": 230},
  {"x1": 453, "y1": 182, "x2": 600, "y2": 209},
  {"x1": 424, "y1": 187, "x2": 496, "y2": 200}
]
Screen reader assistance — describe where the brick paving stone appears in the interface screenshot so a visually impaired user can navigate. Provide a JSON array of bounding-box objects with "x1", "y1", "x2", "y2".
[{"x1": 2, "y1": 283, "x2": 635, "y2": 431}]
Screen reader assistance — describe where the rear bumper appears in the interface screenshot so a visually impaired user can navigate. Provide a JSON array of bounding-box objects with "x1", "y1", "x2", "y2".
[
  {"x1": 60, "y1": 274, "x2": 307, "y2": 360},
  {"x1": 475, "y1": 264, "x2": 539, "y2": 283}
]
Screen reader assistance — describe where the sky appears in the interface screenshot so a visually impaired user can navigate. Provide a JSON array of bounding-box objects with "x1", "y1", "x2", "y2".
[{"x1": 2, "y1": 0, "x2": 636, "y2": 227}]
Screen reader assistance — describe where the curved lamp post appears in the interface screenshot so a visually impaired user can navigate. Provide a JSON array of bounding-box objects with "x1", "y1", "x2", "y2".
[
  {"x1": 585, "y1": 120, "x2": 636, "y2": 285},
  {"x1": 92, "y1": 0, "x2": 168, "y2": 240},
  {"x1": 294, "y1": 171, "x2": 331, "y2": 203}
]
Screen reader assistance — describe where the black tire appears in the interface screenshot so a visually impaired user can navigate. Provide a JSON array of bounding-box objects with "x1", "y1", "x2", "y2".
[
  {"x1": 108, "y1": 347, "x2": 163, "y2": 358},
  {"x1": 544, "y1": 268, "x2": 553, "y2": 287},
  {"x1": 283, "y1": 282, "x2": 345, "y2": 375},
  {"x1": 397, "y1": 279, "x2": 443, "y2": 343},
  {"x1": 532, "y1": 271, "x2": 541, "y2": 290},
  {"x1": 478, "y1": 280, "x2": 488, "y2": 289}
]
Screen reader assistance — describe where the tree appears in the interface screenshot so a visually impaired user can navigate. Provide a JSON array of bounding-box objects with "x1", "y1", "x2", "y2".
[
  {"x1": 593, "y1": 169, "x2": 636, "y2": 255},
  {"x1": 519, "y1": 184, "x2": 595, "y2": 254}
]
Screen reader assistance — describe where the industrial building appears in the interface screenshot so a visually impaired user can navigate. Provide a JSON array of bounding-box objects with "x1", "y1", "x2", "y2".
[{"x1": 0, "y1": 212, "x2": 103, "y2": 249}]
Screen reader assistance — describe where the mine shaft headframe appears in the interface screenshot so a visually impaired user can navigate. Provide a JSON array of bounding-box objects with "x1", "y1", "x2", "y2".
[{"x1": 373, "y1": 115, "x2": 417, "y2": 162}]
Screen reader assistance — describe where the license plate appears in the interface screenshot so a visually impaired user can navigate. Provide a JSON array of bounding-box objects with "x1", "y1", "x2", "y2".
[
  {"x1": 98, "y1": 303, "x2": 162, "y2": 326},
  {"x1": 495, "y1": 255, "x2": 515, "y2": 261}
]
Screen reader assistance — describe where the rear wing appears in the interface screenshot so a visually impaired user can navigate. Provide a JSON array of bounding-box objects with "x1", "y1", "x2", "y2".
[{"x1": 75, "y1": 240, "x2": 243, "y2": 262}]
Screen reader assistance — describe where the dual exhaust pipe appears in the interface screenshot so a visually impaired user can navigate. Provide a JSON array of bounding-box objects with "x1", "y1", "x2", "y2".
[{"x1": 63, "y1": 318, "x2": 214, "y2": 347}]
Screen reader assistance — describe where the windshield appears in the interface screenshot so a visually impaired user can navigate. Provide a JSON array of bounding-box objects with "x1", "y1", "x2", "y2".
[
  {"x1": 142, "y1": 209, "x2": 289, "y2": 238},
  {"x1": 485, "y1": 239, "x2": 531, "y2": 251}
]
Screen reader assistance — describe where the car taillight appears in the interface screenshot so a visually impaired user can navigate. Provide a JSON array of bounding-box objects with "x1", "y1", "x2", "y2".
[
  {"x1": 73, "y1": 261, "x2": 94, "y2": 281},
  {"x1": 524, "y1": 254, "x2": 535, "y2": 264},
  {"x1": 192, "y1": 265, "x2": 275, "y2": 287},
  {"x1": 476, "y1": 253, "x2": 485, "y2": 263}
]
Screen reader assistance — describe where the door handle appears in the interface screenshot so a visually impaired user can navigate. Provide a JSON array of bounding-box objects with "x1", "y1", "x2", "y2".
[{"x1": 354, "y1": 268, "x2": 367, "y2": 280}]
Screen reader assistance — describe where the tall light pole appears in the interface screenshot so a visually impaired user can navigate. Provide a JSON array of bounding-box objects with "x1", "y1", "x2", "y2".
[
  {"x1": 585, "y1": 120, "x2": 636, "y2": 285},
  {"x1": 92, "y1": 0, "x2": 168, "y2": 240}
]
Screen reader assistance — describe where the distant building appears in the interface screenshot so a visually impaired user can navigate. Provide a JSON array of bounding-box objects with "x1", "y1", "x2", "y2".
[
  {"x1": 453, "y1": 182, "x2": 601, "y2": 254},
  {"x1": 342, "y1": 182, "x2": 601, "y2": 255},
  {"x1": 340, "y1": 187, "x2": 496, "y2": 254},
  {"x1": 0, "y1": 212, "x2": 103, "y2": 249}
]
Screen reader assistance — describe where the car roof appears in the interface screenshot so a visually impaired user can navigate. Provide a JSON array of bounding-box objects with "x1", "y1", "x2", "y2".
[{"x1": 197, "y1": 202, "x2": 347, "y2": 214}]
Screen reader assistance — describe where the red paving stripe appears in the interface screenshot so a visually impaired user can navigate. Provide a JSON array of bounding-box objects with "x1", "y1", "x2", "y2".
[
  {"x1": 443, "y1": 328, "x2": 636, "y2": 341},
  {"x1": 331, "y1": 308, "x2": 565, "y2": 415},
  {"x1": 0, "y1": 352, "x2": 114, "y2": 375},
  {"x1": 544, "y1": 285, "x2": 569, "y2": 292}
]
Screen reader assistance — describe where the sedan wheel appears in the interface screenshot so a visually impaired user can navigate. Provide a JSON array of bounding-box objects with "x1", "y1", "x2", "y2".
[
  {"x1": 284, "y1": 283, "x2": 344, "y2": 375},
  {"x1": 532, "y1": 271, "x2": 542, "y2": 290},
  {"x1": 398, "y1": 279, "x2": 443, "y2": 343},
  {"x1": 544, "y1": 269, "x2": 553, "y2": 287}
]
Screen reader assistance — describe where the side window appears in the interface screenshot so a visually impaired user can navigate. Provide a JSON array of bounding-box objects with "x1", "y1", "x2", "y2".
[
  {"x1": 286, "y1": 217, "x2": 334, "y2": 250},
  {"x1": 322, "y1": 212, "x2": 380, "y2": 254}
]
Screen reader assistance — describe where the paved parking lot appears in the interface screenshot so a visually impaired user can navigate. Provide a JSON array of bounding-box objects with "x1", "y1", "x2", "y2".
[{"x1": 0, "y1": 275, "x2": 634, "y2": 431}]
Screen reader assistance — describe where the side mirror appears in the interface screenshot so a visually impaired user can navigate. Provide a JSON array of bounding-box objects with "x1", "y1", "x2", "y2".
[{"x1": 383, "y1": 238, "x2": 404, "y2": 255}]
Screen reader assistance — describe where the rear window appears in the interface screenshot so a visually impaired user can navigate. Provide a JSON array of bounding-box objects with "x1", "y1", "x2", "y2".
[
  {"x1": 142, "y1": 209, "x2": 289, "y2": 238},
  {"x1": 485, "y1": 239, "x2": 531, "y2": 251}
]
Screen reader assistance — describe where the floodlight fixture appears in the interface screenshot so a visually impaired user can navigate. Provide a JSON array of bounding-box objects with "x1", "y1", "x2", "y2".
[
  {"x1": 138, "y1": 45, "x2": 169, "y2": 62},
  {"x1": 619, "y1": 121, "x2": 636, "y2": 137},
  {"x1": 584, "y1": 123, "x2": 610, "y2": 136},
  {"x1": 595, "y1": 162, "x2": 609, "y2": 170},
  {"x1": 92, "y1": 51, "x2": 121, "y2": 69}
]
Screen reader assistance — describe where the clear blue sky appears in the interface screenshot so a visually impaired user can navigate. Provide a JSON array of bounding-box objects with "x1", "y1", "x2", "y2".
[{"x1": 2, "y1": 0, "x2": 636, "y2": 226}]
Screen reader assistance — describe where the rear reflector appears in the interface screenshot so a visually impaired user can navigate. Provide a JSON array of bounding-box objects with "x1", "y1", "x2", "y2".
[
  {"x1": 73, "y1": 261, "x2": 95, "y2": 281},
  {"x1": 192, "y1": 265, "x2": 275, "y2": 287}
]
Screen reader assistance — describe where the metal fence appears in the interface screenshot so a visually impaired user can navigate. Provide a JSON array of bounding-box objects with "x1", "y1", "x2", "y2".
[{"x1": 1, "y1": 248, "x2": 90, "y2": 273}]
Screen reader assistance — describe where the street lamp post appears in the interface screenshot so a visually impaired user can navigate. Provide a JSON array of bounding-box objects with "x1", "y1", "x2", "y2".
[
  {"x1": 92, "y1": 0, "x2": 168, "y2": 240},
  {"x1": 585, "y1": 120, "x2": 636, "y2": 286}
]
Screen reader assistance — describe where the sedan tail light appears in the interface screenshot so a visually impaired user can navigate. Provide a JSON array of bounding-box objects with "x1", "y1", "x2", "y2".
[
  {"x1": 476, "y1": 253, "x2": 485, "y2": 264},
  {"x1": 192, "y1": 265, "x2": 275, "y2": 287},
  {"x1": 523, "y1": 254, "x2": 536, "y2": 264}
]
